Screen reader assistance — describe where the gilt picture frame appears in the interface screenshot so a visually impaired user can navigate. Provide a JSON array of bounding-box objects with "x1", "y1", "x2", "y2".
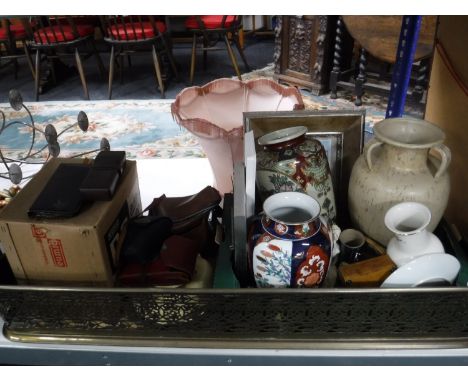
[{"x1": 242, "y1": 109, "x2": 365, "y2": 227}]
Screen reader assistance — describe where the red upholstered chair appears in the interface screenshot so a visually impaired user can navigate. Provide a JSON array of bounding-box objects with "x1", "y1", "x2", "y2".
[
  {"x1": 0, "y1": 18, "x2": 35, "y2": 80},
  {"x1": 25, "y1": 16, "x2": 105, "y2": 100},
  {"x1": 100, "y1": 16, "x2": 178, "y2": 99},
  {"x1": 184, "y1": 15, "x2": 250, "y2": 84}
]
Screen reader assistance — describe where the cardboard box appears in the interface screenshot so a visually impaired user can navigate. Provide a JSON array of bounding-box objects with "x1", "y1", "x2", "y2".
[
  {"x1": 425, "y1": 16, "x2": 468, "y2": 240},
  {"x1": 0, "y1": 158, "x2": 141, "y2": 286}
]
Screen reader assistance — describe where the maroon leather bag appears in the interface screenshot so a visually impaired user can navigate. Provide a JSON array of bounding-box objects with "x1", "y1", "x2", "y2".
[
  {"x1": 117, "y1": 186, "x2": 222, "y2": 287},
  {"x1": 147, "y1": 186, "x2": 222, "y2": 258},
  {"x1": 118, "y1": 235, "x2": 199, "y2": 286}
]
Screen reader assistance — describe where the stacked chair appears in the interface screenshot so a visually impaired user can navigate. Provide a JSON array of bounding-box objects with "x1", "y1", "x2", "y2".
[
  {"x1": 23, "y1": 16, "x2": 105, "y2": 100},
  {"x1": 0, "y1": 18, "x2": 35, "y2": 81},
  {"x1": 99, "y1": 16, "x2": 179, "y2": 99},
  {"x1": 184, "y1": 15, "x2": 250, "y2": 84}
]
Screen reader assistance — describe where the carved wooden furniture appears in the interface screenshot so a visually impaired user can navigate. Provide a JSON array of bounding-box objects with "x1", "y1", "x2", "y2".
[
  {"x1": 100, "y1": 16, "x2": 178, "y2": 99},
  {"x1": 343, "y1": 16, "x2": 436, "y2": 64},
  {"x1": 329, "y1": 16, "x2": 437, "y2": 106},
  {"x1": 273, "y1": 16, "x2": 340, "y2": 95},
  {"x1": 184, "y1": 16, "x2": 250, "y2": 85},
  {"x1": 24, "y1": 16, "x2": 105, "y2": 101}
]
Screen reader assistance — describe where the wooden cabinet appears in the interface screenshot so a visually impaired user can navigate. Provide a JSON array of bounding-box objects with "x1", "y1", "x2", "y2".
[{"x1": 273, "y1": 16, "x2": 337, "y2": 95}]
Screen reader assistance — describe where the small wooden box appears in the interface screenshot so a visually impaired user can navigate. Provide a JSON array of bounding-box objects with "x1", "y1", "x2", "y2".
[{"x1": 338, "y1": 255, "x2": 397, "y2": 287}]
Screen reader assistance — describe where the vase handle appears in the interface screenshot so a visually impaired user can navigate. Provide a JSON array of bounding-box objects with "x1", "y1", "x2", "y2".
[
  {"x1": 431, "y1": 144, "x2": 451, "y2": 179},
  {"x1": 365, "y1": 138, "x2": 383, "y2": 171}
]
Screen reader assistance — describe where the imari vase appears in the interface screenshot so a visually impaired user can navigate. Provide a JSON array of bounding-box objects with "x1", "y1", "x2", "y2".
[
  {"x1": 251, "y1": 192, "x2": 333, "y2": 288},
  {"x1": 256, "y1": 126, "x2": 337, "y2": 222}
]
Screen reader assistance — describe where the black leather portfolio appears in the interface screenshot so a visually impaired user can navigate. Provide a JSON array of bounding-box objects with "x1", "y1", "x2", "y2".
[{"x1": 28, "y1": 163, "x2": 91, "y2": 218}]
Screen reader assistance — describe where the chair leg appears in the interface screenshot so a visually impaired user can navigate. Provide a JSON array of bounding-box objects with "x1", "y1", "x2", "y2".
[
  {"x1": 233, "y1": 34, "x2": 251, "y2": 72},
  {"x1": 13, "y1": 58, "x2": 19, "y2": 80},
  {"x1": 223, "y1": 34, "x2": 241, "y2": 80},
  {"x1": 202, "y1": 36, "x2": 207, "y2": 70},
  {"x1": 108, "y1": 45, "x2": 115, "y2": 100},
  {"x1": 34, "y1": 49, "x2": 41, "y2": 101},
  {"x1": 189, "y1": 33, "x2": 197, "y2": 85},
  {"x1": 161, "y1": 35, "x2": 179, "y2": 81},
  {"x1": 119, "y1": 49, "x2": 124, "y2": 85},
  {"x1": 90, "y1": 40, "x2": 106, "y2": 79},
  {"x1": 23, "y1": 43, "x2": 35, "y2": 81},
  {"x1": 354, "y1": 48, "x2": 367, "y2": 106},
  {"x1": 152, "y1": 45, "x2": 165, "y2": 98},
  {"x1": 75, "y1": 48, "x2": 89, "y2": 100},
  {"x1": 49, "y1": 57, "x2": 57, "y2": 85}
]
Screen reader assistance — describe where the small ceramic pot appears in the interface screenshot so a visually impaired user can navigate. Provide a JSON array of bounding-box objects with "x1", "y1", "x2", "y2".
[
  {"x1": 256, "y1": 126, "x2": 337, "y2": 222},
  {"x1": 384, "y1": 202, "x2": 444, "y2": 267},
  {"x1": 251, "y1": 192, "x2": 335, "y2": 288},
  {"x1": 338, "y1": 228, "x2": 366, "y2": 264}
]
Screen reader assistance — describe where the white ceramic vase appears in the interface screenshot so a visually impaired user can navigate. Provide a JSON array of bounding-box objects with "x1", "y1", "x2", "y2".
[{"x1": 384, "y1": 202, "x2": 444, "y2": 267}]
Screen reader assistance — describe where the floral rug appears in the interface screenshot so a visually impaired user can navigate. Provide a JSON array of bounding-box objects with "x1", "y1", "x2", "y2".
[
  {"x1": 0, "y1": 64, "x2": 423, "y2": 161},
  {"x1": 0, "y1": 99, "x2": 203, "y2": 160}
]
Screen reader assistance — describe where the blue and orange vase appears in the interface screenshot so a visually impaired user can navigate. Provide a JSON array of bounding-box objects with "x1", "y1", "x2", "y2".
[{"x1": 250, "y1": 192, "x2": 335, "y2": 288}]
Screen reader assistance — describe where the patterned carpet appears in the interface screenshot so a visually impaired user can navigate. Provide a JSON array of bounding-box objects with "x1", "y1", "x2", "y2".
[
  {"x1": 0, "y1": 99, "x2": 203, "y2": 160},
  {"x1": 0, "y1": 64, "x2": 423, "y2": 161},
  {"x1": 242, "y1": 63, "x2": 424, "y2": 141}
]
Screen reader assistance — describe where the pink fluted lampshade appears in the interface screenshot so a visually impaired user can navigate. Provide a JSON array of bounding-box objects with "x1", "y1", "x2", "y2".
[{"x1": 171, "y1": 78, "x2": 304, "y2": 194}]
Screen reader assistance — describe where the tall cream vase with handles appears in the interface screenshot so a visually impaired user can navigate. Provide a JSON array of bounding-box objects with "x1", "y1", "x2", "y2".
[{"x1": 348, "y1": 117, "x2": 451, "y2": 246}]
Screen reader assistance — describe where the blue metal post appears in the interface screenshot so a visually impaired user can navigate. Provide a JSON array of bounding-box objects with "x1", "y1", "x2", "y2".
[{"x1": 386, "y1": 16, "x2": 422, "y2": 118}]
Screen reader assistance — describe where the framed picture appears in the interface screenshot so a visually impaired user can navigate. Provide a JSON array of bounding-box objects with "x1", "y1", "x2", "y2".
[{"x1": 242, "y1": 109, "x2": 365, "y2": 227}]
